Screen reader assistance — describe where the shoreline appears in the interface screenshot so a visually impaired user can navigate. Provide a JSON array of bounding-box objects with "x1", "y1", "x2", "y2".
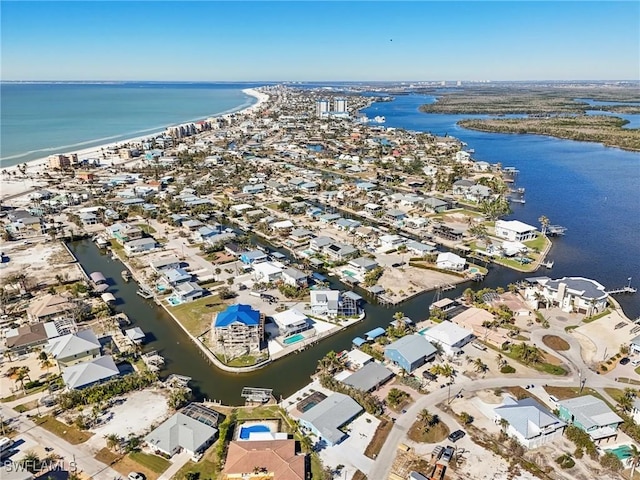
[{"x1": 0, "y1": 87, "x2": 270, "y2": 200}]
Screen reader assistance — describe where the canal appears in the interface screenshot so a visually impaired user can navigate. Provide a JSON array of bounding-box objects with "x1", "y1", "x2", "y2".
[{"x1": 70, "y1": 238, "x2": 523, "y2": 405}]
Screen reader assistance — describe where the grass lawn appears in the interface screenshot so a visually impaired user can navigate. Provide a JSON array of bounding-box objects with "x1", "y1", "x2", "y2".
[
  {"x1": 170, "y1": 295, "x2": 225, "y2": 336},
  {"x1": 34, "y1": 415, "x2": 93, "y2": 444},
  {"x1": 129, "y1": 451, "x2": 171, "y2": 474},
  {"x1": 311, "y1": 453, "x2": 324, "y2": 480},
  {"x1": 493, "y1": 256, "x2": 537, "y2": 272},
  {"x1": 542, "y1": 335, "x2": 570, "y2": 351},
  {"x1": 236, "y1": 405, "x2": 284, "y2": 421},
  {"x1": 618, "y1": 377, "x2": 640, "y2": 386},
  {"x1": 407, "y1": 420, "x2": 449, "y2": 443},
  {"x1": 487, "y1": 343, "x2": 567, "y2": 376},
  {"x1": 583, "y1": 309, "x2": 611, "y2": 323},
  {"x1": 524, "y1": 234, "x2": 550, "y2": 252},
  {"x1": 604, "y1": 387, "x2": 628, "y2": 403},
  {"x1": 173, "y1": 444, "x2": 218, "y2": 480},
  {"x1": 543, "y1": 386, "x2": 614, "y2": 407},
  {"x1": 216, "y1": 353, "x2": 268, "y2": 367},
  {"x1": 364, "y1": 418, "x2": 393, "y2": 459},
  {"x1": 504, "y1": 386, "x2": 545, "y2": 405},
  {"x1": 136, "y1": 224, "x2": 157, "y2": 235}
]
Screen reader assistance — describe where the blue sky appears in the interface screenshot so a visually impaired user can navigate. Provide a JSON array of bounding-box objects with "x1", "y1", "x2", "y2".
[{"x1": 1, "y1": 1, "x2": 638, "y2": 81}]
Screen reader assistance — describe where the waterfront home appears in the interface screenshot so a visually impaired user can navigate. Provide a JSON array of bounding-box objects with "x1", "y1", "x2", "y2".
[
  {"x1": 557, "y1": 395, "x2": 623, "y2": 443},
  {"x1": 423, "y1": 197, "x2": 449, "y2": 213},
  {"x1": 406, "y1": 217, "x2": 429, "y2": 229},
  {"x1": 46, "y1": 329, "x2": 101, "y2": 368},
  {"x1": 298, "y1": 392, "x2": 363, "y2": 446},
  {"x1": 421, "y1": 321, "x2": 474, "y2": 356},
  {"x1": 341, "y1": 362, "x2": 394, "y2": 393},
  {"x1": 193, "y1": 225, "x2": 220, "y2": 243},
  {"x1": 161, "y1": 268, "x2": 192, "y2": 286},
  {"x1": 436, "y1": 252, "x2": 466, "y2": 271},
  {"x1": 309, "y1": 236, "x2": 335, "y2": 252},
  {"x1": 125, "y1": 327, "x2": 146, "y2": 345},
  {"x1": 242, "y1": 183, "x2": 266, "y2": 195},
  {"x1": 364, "y1": 203, "x2": 383, "y2": 215},
  {"x1": 630, "y1": 335, "x2": 640, "y2": 355},
  {"x1": 345, "y1": 349, "x2": 374, "y2": 371},
  {"x1": 525, "y1": 276, "x2": 608, "y2": 315},
  {"x1": 149, "y1": 255, "x2": 181, "y2": 273},
  {"x1": 253, "y1": 262, "x2": 283, "y2": 284},
  {"x1": 145, "y1": 406, "x2": 219, "y2": 458},
  {"x1": 124, "y1": 237, "x2": 157, "y2": 256},
  {"x1": 494, "y1": 220, "x2": 538, "y2": 242},
  {"x1": 310, "y1": 290, "x2": 340, "y2": 317},
  {"x1": 347, "y1": 257, "x2": 379, "y2": 278},
  {"x1": 174, "y1": 282, "x2": 204, "y2": 303},
  {"x1": 281, "y1": 267, "x2": 308, "y2": 288},
  {"x1": 493, "y1": 397, "x2": 566, "y2": 449},
  {"x1": 318, "y1": 213, "x2": 342, "y2": 225},
  {"x1": 212, "y1": 304, "x2": 265, "y2": 357},
  {"x1": 379, "y1": 234, "x2": 406, "y2": 251},
  {"x1": 222, "y1": 439, "x2": 306, "y2": 480},
  {"x1": 62, "y1": 355, "x2": 120, "y2": 390},
  {"x1": 79, "y1": 211, "x2": 99, "y2": 226},
  {"x1": 323, "y1": 242, "x2": 357, "y2": 261},
  {"x1": 5, "y1": 321, "x2": 64, "y2": 354},
  {"x1": 27, "y1": 294, "x2": 76, "y2": 322},
  {"x1": 405, "y1": 240, "x2": 436, "y2": 256},
  {"x1": 110, "y1": 223, "x2": 143, "y2": 244},
  {"x1": 272, "y1": 309, "x2": 311, "y2": 337},
  {"x1": 355, "y1": 181, "x2": 376, "y2": 192},
  {"x1": 335, "y1": 218, "x2": 361, "y2": 232},
  {"x1": 384, "y1": 209, "x2": 408, "y2": 224},
  {"x1": 384, "y1": 334, "x2": 437, "y2": 373},
  {"x1": 271, "y1": 220, "x2": 295, "y2": 234},
  {"x1": 182, "y1": 219, "x2": 204, "y2": 231},
  {"x1": 432, "y1": 224, "x2": 463, "y2": 241},
  {"x1": 289, "y1": 228, "x2": 314, "y2": 242},
  {"x1": 240, "y1": 250, "x2": 268, "y2": 265}
]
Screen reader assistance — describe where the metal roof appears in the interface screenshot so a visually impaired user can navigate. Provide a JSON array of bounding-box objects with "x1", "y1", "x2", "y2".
[
  {"x1": 384, "y1": 334, "x2": 437, "y2": 364},
  {"x1": 215, "y1": 304, "x2": 261, "y2": 327},
  {"x1": 342, "y1": 362, "x2": 394, "y2": 392},
  {"x1": 299, "y1": 392, "x2": 363, "y2": 445}
]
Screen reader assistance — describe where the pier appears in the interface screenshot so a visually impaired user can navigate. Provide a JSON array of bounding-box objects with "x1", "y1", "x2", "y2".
[{"x1": 606, "y1": 286, "x2": 638, "y2": 295}]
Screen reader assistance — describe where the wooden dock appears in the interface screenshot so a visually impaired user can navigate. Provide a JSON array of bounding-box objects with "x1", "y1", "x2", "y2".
[{"x1": 606, "y1": 286, "x2": 637, "y2": 295}]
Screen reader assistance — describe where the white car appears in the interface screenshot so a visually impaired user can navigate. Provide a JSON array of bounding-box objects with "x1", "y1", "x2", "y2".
[{"x1": 128, "y1": 473, "x2": 144, "y2": 480}]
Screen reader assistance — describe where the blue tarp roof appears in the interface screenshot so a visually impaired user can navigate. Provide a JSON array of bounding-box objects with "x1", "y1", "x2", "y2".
[
  {"x1": 366, "y1": 327, "x2": 386, "y2": 340},
  {"x1": 353, "y1": 337, "x2": 367, "y2": 347},
  {"x1": 215, "y1": 304, "x2": 260, "y2": 327}
]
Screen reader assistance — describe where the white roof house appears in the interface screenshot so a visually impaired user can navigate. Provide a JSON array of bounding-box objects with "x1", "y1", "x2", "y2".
[
  {"x1": 253, "y1": 261, "x2": 283, "y2": 283},
  {"x1": 62, "y1": 355, "x2": 120, "y2": 390},
  {"x1": 345, "y1": 349, "x2": 374, "y2": 371},
  {"x1": 272, "y1": 309, "x2": 309, "y2": 336},
  {"x1": 422, "y1": 321, "x2": 474, "y2": 356},
  {"x1": 436, "y1": 252, "x2": 466, "y2": 271},
  {"x1": 494, "y1": 397, "x2": 566, "y2": 449},
  {"x1": 495, "y1": 220, "x2": 538, "y2": 242}
]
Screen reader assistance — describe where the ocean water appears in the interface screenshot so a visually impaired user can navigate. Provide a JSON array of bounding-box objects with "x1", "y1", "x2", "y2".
[
  {"x1": 0, "y1": 82, "x2": 266, "y2": 166},
  {"x1": 362, "y1": 94, "x2": 640, "y2": 318}
]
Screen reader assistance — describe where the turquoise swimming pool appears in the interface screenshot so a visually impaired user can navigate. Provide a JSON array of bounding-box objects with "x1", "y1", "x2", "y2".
[
  {"x1": 343, "y1": 270, "x2": 356, "y2": 277},
  {"x1": 167, "y1": 296, "x2": 183, "y2": 306},
  {"x1": 607, "y1": 445, "x2": 632, "y2": 460},
  {"x1": 283, "y1": 334, "x2": 305, "y2": 345},
  {"x1": 419, "y1": 327, "x2": 431, "y2": 335}
]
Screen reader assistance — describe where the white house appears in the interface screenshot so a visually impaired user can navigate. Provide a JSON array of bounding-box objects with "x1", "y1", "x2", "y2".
[
  {"x1": 281, "y1": 267, "x2": 308, "y2": 288},
  {"x1": 310, "y1": 290, "x2": 340, "y2": 317},
  {"x1": 525, "y1": 276, "x2": 608, "y2": 315},
  {"x1": 495, "y1": 220, "x2": 538, "y2": 242},
  {"x1": 421, "y1": 320, "x2": 474, "y2": 356},
  {"x1": 378, "y1": 234, "x2": 406, "y2": 251},
  {"x1": 436, "y1": 252, "x2": 466, "y2": 271},
  {"x1": 124, "y1": 238, "x2": 156, "y2": 256},
  {"x1": 272, "y1": 309, "x2": 311, "y2": 337},
  {"x1": 494, "y1": 397, "x2": 566, "y2": 449},
  {"x1": 253, "y1": 262, "x2": 283, "y2": 284}
]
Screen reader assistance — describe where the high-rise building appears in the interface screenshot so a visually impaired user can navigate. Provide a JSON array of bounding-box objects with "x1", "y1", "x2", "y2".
[
  {"x1": 316, "y1": 99, "x2": 330, "y2": 118},
  {"x1": 334, "y1": 97, "x2": 347, "y2": 113}
]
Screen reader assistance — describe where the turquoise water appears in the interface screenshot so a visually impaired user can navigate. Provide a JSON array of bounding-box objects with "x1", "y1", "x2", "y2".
[
  {"x1": 343, "y1": 270, "x2": 356, "y2": 277},
  {"x1": 167, "y1": 296, "x2": 182, "y2": 306},
  {"x1": 419, "y1": 327, "x2": 431, "y2": 335},
  {"x1": 283, "y1": 334, "x2": 305, "y2": 345},
  {"x1": 157, "y1": 285, "x2": 167, "y2": 292},
  {"x1": 607, "y1": 445, "x2": 632, "y2": 459},
  {"x1": 239, "y1": 424, "x2": 271, "y2": 439},
  {"x1": 0, "y1": 82, "x2": 263, "y2": 166}
]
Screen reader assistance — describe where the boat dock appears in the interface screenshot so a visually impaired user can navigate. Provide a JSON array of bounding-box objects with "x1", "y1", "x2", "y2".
[{"x1": 606, "y1": 286, "x2": 637, "y2": 295}]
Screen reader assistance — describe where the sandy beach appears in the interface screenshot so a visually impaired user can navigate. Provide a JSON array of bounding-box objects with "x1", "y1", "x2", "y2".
[{"x1": 0, "y1": 87, "x2": 270, "y2": 201}]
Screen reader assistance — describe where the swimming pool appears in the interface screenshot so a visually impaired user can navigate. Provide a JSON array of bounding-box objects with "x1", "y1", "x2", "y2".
[
  {"x1": 342, "y1": 270, "x2": 356, "y2": 277},
  {"x1": 167, "y1": 296, "x2": 182, "y2": 306},
  {"x1": 468, "y1": 267, "x2": 480, "y2": 274},
  {"x1": 418, "y1": 327, "x2": 431, "y2": 335},
  {"x1": 607, "y1": 445, "x2": 632, "y2": 460},
  {"x1": 157, "y1": 284, "x2": 167, "y2": 292},
  {"x1": 283, "y1": 334, "x2": 305, "y2": 345},
  {"x1": 239, "y1": 424, "x2": 271, "y2": 440}
]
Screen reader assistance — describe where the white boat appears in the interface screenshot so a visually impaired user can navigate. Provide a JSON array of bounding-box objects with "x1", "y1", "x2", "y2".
[{"x1": 373, "y1": 115, "x2": 386, "y2": 123}]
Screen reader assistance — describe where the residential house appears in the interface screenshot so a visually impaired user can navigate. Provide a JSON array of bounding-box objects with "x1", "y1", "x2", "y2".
[
  {"x1": 422, "y1": 321, "x2": 474, "y2": 356},
  {"x1": 79, "y1": 212, "x2": 99, "y2": 226},
  {"x1": 310, "y1": 290, "x2": 340, "y2": 317},
  {"x1": 436, "y1": 252, "x2": 466, "y2": 271},
  {"x1": 494, "y1": 397, "x2": 566, "y2": 448},
  {"x1": 323, "y1": 242, "x2": 357, "y2": 261},
  {"x1": 174, "y1": 282, "x2": 204, "y2": 303},
  {"x1": 557, "y1": 395, "x2": 623, "y2": 443},
  {"x1": 384, "y1": 334, "x2": 437, "y2": 373},
  {"x1": 347, "y1": 257, "x2": 378, "y2": 279},
  {"x1": 27, "y1": 294, "x2": 76, "y2": 322},
  {"x1": 384, "y1": 209, "x2": 407, "y2": 224},
  {"x1": 212, "y1": 305, "x2": 265, "y2": 356},
  {"x1": 379, "y1": 234, "x2": 406, "y2": 251},
  {"x1": 525, "y1": 276, "x2": 608, "y2": 315},
  {"x1": 124, "y1": 238, "x2": 157, "y2": 256},
  {"x1": 289, "y1": 228, "x2": 314, "y2": 242},
  {"x1": 162, "y1": 268, "x2": 192, "y2": 286},
  {"x1": 46, "y1": 329, "x2": 101, "y2": 368},
  {"x1": 405, "y1": 240, "x2": 436, "y2": 256},
  {"x1": 62, "y1": 355, "x2": 120, "y2": 390},
  {"x1": 193, "y1": 225, "x2": 221, "y2": 243},
  {"x1": 341, "y1": 362, "x2": 394, "y2": 393},
  {"x1": 5, "y1": 322, "x2": 63, "y2": 354},
  {"x1": 423, "y1": 197, "x2": 449, "y2": 213},
  {"x1": 495, "y1": 220, "x2": 538, "y2": 242},
  {"x1": 253, "y1": 262, "x2": 283, "y2": 284},
  {"x1": 272, "y1": 309, "x2": 311, "y2": 337},
  {"x1": 299, "y1": 392, "x2": 363, "y2": 446},
  {"x1": 240, "y1": 250, "x2": 268, "y2": 265},
  {"x1": 309, "y1": 236, "x2": 334, "y2": 252},
  {"x1": 145, "y1": 407, "x2": 219, "y2": 458},
  {"x1": 149, "y1": 256, "x2": 181, "y2": 273},
  {"x1": 222, "y1": 440, "x2": 306, "y2": 480},
  {"x1": 282, "y1": 267, "x2": 308, "y2": 288}
]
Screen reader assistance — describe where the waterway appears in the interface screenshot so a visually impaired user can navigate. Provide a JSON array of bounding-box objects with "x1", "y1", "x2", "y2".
[{"x1": 69, "y1": 93, "x2": 639, "y2": 405}]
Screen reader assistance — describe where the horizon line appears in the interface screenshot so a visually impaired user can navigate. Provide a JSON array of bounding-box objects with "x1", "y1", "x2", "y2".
[{"x1": 2, "y1": 79, "x2": 639, "y2": 84}]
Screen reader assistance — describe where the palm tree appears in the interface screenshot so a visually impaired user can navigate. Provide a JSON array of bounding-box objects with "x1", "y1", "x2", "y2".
[
  {"x1": 628, "y1": 443, "x2": 640, "y2": 480},
  {"x1": 105, "y1": 433, "x2": 121, "y2": 452},
  {"x1": 538, "y1": 215, "x2": 550, "y2": 236},
  {"x1": 14, "y1": 366, "x2": 31, "y2": 394},
  {"x1": 418, "y1": 409, "x2": 437, "y2": 431},
  {"x1": 495, "y1": 353, "x2": 506, "y2": 368},
  {"x1": 498, "y1": 418, "x2": 509, "y2": 432},
  {"x1": 473, "y1": 358, "x2": 488, "y2": 374},
  {"x1": 617, "y1": 394, "x2": 633, "y2": 413},
  {"x1": 39, "y1": 352, "x2": 53, "y2": 373}
]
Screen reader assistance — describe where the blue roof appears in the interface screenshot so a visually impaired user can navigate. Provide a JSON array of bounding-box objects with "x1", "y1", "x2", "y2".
[
  {"x1": 366, "y1": 327, "x2": 386, "y2": 340},
  {"x1": 215, "y1": 304, "x2": 261, "y2": 327},
  {"x1": 353, "y1": 337, "x2": 367, "y2": 347}
]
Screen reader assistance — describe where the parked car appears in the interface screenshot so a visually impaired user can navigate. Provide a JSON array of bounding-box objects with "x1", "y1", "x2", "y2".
[
  {"x1": 441, "y1": 446, "x2": 455, "y2": 462},
  {"x1": 448, "y1": 430, "x2": 466, "y2": 442},
  {"x1": 632, "y1": 359, "x2": 640, "y2": 367},
  {"x1": 549, "y1": 395, "x2": 559, "y2": 404},
  {"x1": 128, "y1": 473, "x2": 144, "y2": 480},
  {"x1": 620, "y1": 357, "x2": 630, "y2": 365}
]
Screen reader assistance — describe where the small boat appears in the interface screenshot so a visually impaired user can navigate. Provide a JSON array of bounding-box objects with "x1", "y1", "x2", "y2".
[
  {"x1": 121, "y1": 270, "x2": 131, "y2": 281},
  {"x1": 137, "y1": 286, "x2": 154, "y2": 299}
]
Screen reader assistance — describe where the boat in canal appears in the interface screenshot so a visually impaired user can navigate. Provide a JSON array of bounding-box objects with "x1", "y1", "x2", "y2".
[{"x1": 122, "y1": 269, "x2": 131, "y2": 281}]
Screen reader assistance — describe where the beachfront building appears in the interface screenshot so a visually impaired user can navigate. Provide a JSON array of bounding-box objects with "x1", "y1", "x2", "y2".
[
  {"x1": 222, "y1": 439, "x2": 307, "y2": 480},
  {"x1": 524, "y1": 276, "x2": 608, "y2": 315},
  {"x1": 557, "y1": 395, "x2": 623, "y2": 443},
  {"x1": 272, "y1": 309, "x2": 311, "y2": 337},
  {"x1": 421, "y1": 321, "x2": 474, "y2": 356},
  {"x1": 298, "y1": 392, "x2": 363, "y2": 446},
  {"x1": 384, "y1": 334, "x2": 437, "y2": 373},
  {"x1": 212, "y1": 305, "x2": 265, "y2": 358},
  {"x1": 494, "y1": 397, "x2": 566, "y2": 449},
  {"x1": 494, "y1": 220, "x2": 538, "y2": 242},
  {"x1": 46, "y1": 329, "x2": 101, "y2": 368}
]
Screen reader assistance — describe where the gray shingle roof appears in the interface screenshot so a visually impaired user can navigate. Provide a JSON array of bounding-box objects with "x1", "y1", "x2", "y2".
[
  {"x1": 299, "y1": 392, "x2": 363, "y2": 444},
  {"x1": 62, "y1": 355, "x2": 120, "y2": 389},
  {"x1": 145, "y1": 412, "x2": 218, "y2": 455},
  {"x1": 385, "y1": 334, "x2": 437, "y2": 364},
  {"x1": 342, "y1": 362, "x2": 394, "y2": 392}
]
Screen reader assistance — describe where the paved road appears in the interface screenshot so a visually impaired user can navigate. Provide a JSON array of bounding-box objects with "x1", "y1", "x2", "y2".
[{"x1": 0, "y1": 404, "x2": 120, "y2": 480}]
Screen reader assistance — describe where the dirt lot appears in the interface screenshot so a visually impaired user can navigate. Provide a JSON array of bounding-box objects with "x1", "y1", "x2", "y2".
[
  {"x1": 0, "y1": 239, "x2": 83, "y2": 287},
  {"x1": 542, "y1": 335, "x2": 570, "y2": 351}
]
